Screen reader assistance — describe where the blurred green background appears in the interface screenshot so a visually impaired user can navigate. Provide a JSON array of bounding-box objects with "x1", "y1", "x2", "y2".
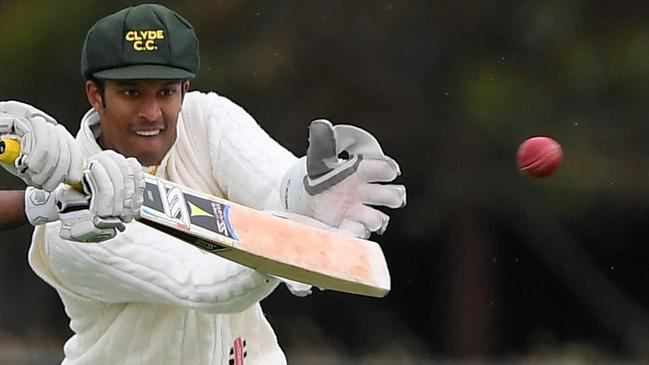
[{"x1": 2, "y1": 0, "x2": 649, "y2": 364}]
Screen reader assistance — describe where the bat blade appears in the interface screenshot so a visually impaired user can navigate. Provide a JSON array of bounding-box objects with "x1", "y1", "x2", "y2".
[{"x1": 138, "y1": 174, "x2": 391, "y2": 297}]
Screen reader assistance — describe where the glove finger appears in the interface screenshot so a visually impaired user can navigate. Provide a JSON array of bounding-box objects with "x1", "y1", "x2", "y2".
[
  {"x1": 26, "y1": 134, "x2": 60, "y2": 189},
  {"x1": 93, "y1": 216, "x2": 126, "y2": 231},
  {"x1": 120, "y1": 161, "x2": 135, "y2": 220},
  {"x1": 275, "y1": 276, "x2": 313, "y2": 297},
  {"x1": 0, "y1": 101, "x2": 57, "y2": 124},
  {"x1": 59, "y1": 223, "x2": 117, "y2": 243},
  {"x1": 39, "y1": 126, "x2": 72, "y2": 191},
  {"x1": 130, "y1": 158, "x2": 145, "y2": 213},
  {"x1": 86, "y1": 160, "x2": 116, "y2": 217},
  {"x1": 350, "y1": 204, "x2": 390, "y2": 234},
  {"x1": 0, "y1": 115, "x2": 22, "y2": 135},
  {"x1": 333, "y1": 124, "x2": 384, "y2": 156},
  {"x1": 356, "y1": 157, "x2": 401, "y2": 183},
  {"x1": 359, "y1": 183, "x2": 407, "y2": 209},
  {"x1": 18, "y1": 117, "x2": 49, "y2": 174},
  {"x1": 337, "y1": 219, "x2": 371, "y2": 239},
  {"x1": 65, "y1": 131, "x2": 83, "y2": 184},
  {"x1": 306, "y1": 119, "x2": 338, "y2": 178},
  {"x1": 97, "y1": 151, "x2": 127, "y2": 217},
  {"x1": 10, "y1": 117, "x2": 31, "y2": 137},
  {"x1": 120, "y1": 157, "x2": 143, "y2": 222}
]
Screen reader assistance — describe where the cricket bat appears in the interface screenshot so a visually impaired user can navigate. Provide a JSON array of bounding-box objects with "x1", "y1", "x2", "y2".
[{"x1": 0, "y1": 138, "x2": 391, "y2": 297}]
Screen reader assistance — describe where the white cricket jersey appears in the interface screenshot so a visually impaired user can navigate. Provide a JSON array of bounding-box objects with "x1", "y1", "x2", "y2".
[{"x1": 28, "y1": 91, "x2": 298, "y2": 364}]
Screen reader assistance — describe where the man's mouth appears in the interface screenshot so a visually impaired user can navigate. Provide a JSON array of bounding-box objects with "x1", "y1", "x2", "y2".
[{"x1": 134, "y1": 129, "x2": 161, "y2": 137}]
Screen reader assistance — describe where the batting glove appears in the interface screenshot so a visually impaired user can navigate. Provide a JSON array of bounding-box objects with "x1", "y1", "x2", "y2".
[
  {"x1": 280, "y1": 119, "x2": 406, "y2": 239},
  {"x1": 25, "y1": 150, "x2": 145, "y2": 242},
  {"x1": 0, "y1": 101, "x2": 83, "y2": 192}
]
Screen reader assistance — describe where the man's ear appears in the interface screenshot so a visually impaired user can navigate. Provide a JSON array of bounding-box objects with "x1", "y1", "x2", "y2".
[
  {"x1": 180, "y1": 81, "x2": 190, "y2": 106},
  {"x1": 86, "y1": 80, "x2": 104, "y2": 110}
]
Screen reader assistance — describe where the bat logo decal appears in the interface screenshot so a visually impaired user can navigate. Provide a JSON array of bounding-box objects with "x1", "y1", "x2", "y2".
[{"x1": 166, "y1": 186, "x2": 191, "y2": 228}]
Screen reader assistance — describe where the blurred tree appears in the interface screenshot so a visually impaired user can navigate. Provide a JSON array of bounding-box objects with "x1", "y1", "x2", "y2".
[{"x1": 2, "y1": 0, "x2": 649, "y2": 362}]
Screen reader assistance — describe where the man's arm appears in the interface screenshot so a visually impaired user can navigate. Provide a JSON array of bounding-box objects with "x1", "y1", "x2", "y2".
[
  {"x1": 196, "y1": 93, "x2": 405, "y2": 238},
  {"x1": 0, "y1": 190, "x2": 26, "y2": 230},
  {"x1": 0, "y1": 149, "x2": 144, "y2": 241},
  {"x1": 40, "y1": 220, "x2": 279, "y2": 313}
]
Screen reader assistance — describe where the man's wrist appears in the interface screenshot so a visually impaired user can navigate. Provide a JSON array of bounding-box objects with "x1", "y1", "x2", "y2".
[{"x1": 279, "y1": 156, "x2": 309, "y2": 214}]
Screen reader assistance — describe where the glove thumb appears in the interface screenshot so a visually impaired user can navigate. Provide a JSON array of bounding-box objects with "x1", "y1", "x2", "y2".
[
  {"x1": 306, "y1": 119, "x2": 386, "y2": 176},
  {"x1": 306, "y1": 119, "x2": 338, "y2": 178}
]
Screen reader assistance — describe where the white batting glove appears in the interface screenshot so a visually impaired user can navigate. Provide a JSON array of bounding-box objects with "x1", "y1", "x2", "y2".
[
  {"x1": 24, "y1": 150, "x2": 145, "y2": 243},
  {"x1": 280, "y1": 119, "x2": 406, "y2": 239},
  {"x1": 0, "y1": 101, "x2": 83, "y2": 192},
  {"x1": 83, "y1": 150, "x2": 145, "y2": 225}
]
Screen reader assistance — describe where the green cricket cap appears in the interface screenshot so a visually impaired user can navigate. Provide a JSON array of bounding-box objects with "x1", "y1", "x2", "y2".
[{"x1": 81, "y1": 4, "x2": 199, "y2": 80}]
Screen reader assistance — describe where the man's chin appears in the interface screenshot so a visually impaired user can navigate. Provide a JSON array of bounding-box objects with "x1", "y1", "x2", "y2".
[
  {"x1": 124, "y1": 150, "x2": 164, "y2": 167},
  {"x1": 137, "y1": 156, "x2": 164, "y2": 167}
]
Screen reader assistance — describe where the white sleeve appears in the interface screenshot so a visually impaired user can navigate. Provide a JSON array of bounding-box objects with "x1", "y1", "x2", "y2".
[
  {"x1": 42, "y1": 220, "x2": 279, "y2": 313},
  {"x1": 197, "y1": 93, "x2": 298, "y2": 210}
]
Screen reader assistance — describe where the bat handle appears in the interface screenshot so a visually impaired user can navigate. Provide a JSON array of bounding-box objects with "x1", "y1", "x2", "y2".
[
  {"x1": 0, "y1": 138, "x2": 20, "y2": 164},
  {"x1": 0, "y1": 137, "x2": 83, "y2": 191}
]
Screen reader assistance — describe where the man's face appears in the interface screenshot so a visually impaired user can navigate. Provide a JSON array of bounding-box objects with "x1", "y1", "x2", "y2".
[{"x1": 86, "y1": 79, "x2": 189, "y2": 166}]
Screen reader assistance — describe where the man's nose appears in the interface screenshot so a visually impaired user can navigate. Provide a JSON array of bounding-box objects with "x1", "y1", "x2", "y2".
[{"x1": 138, "y1": 97, "x2": 162, "y2": 121}]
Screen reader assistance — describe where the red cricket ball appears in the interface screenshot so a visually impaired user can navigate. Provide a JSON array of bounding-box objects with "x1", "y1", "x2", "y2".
[{"x1": 516, "y1": 136, "x2": 562, "y2": 178}]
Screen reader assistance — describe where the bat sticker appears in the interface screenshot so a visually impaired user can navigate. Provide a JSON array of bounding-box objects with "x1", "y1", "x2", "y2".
[
  {"x1": 141, "y1": 178, "x2": 239, "y2": 242},
  {"x1": 185, "y1": 193, "x2": 239, "y2": 241}
]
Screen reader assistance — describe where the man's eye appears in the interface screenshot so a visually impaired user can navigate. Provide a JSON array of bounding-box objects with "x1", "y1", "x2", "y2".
[
  {"x1": 122, "y1": 90, "x2": 139, "y2": 97},
  {"x1": 160, "y1": 89, "x2": 176, "y2": 96}
]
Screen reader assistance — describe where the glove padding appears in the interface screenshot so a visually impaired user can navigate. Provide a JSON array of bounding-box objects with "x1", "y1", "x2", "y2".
[
  {"x1": 0, "y1": 101, "x2": 83, "y2": 192},
  {"x1": 280, "y1": 119, "x2": 406, "y2": 239},
  {"x1": 24, "y1": 150, "x2": 145, "y2": 243},
  {"x1": 84, "y1": 150, "x2": 145, "y2": 225},
  {"x1": 24, "y1": 185, "x2": 121, "y2": 242},
  {"x1": 57, "y1": 185, "x2": 125, "y2": 243},
  {"x1": 0, "y1": 100, "x2": 58, "y2": 126}
]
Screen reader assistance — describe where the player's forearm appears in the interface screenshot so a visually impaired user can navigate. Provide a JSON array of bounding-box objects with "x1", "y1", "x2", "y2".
[
  {"x1": 44, "y1": 222, "x2": 279, "y2": 312},
  {"x1": 0, "y1": 190, "x2": 27, "y2": 230}
]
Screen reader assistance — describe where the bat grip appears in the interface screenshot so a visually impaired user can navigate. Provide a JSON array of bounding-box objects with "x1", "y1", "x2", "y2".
[
  {"x1": 0, "y1": 138, "x2": 20, "y2": 164},
  {"x1": 0, "y1": 137, "x2": 84, "y2": 191}
]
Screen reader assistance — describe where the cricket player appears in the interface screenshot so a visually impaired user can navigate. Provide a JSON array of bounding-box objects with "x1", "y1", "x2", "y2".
[
  {"x1": 0, "y1": 101, "x2": 144, "y2": 240},
  {"x1": 28, "y1": 4, "x2": 406, "y2": 364}
]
